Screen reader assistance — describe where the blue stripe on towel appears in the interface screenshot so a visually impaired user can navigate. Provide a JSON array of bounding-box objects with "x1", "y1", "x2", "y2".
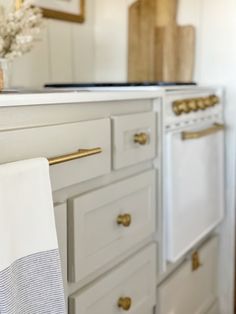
[{"x1": 0, "y1": 249, "x2": 66, "y2": 314}]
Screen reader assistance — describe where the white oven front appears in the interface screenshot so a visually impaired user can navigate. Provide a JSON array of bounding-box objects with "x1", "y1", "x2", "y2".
[{"x1": 165, "y1": 121, "x2": 225, "y2": 262}]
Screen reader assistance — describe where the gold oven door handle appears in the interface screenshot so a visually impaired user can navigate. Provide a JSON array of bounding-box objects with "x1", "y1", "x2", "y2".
[
  {"x1": 48, "y1": 147, "x2": 102, "y2": 166},
  {"x1": 182, "y1": 123, "x2": 225, "y2": 141}
]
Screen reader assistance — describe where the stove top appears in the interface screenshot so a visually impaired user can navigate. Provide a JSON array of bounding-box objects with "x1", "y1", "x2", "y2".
[{"x1": 45, "y1": 82, "x2": 197, "y2": 88}]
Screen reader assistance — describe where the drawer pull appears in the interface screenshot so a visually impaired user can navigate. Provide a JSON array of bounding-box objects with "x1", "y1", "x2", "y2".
[
  {"x1": 117, "y1": 214, "x2": 132, "y2": 227},
  {"x1": 118, "y1": 297, "x2": 132, "y2": 311},
  {"x1": 134, "y1": 132, "x2": 149, "y2": 145},
  {"x1": 48, "y1": 147, "x2": 102, "y2": 166},
  {"x1": 192, "y1": 251, "x2": 202, "y2": 271}
]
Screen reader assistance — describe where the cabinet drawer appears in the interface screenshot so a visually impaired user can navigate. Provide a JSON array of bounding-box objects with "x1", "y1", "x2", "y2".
[
  {"x1": 69, "y1": 244, "x2": 156, "y2": 314},
  {"x1": 0, "y1": 119, "x2": 111, "y2": 190},
  {"x1": 68, "y1": 170, "x2": 156, "y2": 283},
  {"x1": 157, "y1": 237, "x2": 218, "y2": 314},
  {"x1": 112, "y1": 112, "x2": 156, "y2": 169}
]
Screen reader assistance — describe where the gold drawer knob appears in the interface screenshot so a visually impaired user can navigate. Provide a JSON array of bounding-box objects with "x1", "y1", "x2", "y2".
[
  {"x1": 118, "y1": 297, "x2": 132, "y2": 311},
  {"x1": 117, "y1": 214, "x2": 132, "y2": 227},
  {"x1": 134, "y1": 132, "x2": 149, "y2": 145}
]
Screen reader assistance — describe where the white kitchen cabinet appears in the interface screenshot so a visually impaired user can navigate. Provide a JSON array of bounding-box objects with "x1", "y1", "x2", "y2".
[
  {"x1": 157, "y1": 237, "x2": 219, "y2": 314},
  {"x1": 69, "y1": 244, "x2": 156, "y2": 314},
  {"x1": 112, "y1": 112, "x2": 156, "y2": 169},
  {"x1": 67, "y1": 170, "x2": 156, "y2": 283}
]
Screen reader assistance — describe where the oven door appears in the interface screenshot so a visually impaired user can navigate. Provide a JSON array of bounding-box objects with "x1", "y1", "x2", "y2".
[{"x1": 165, "y1": 122, "x2": 225, "y2": 262}]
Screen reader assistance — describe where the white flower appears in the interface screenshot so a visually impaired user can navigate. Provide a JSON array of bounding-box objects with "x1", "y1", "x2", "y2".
[{"x1": 0, "y1": 2, "x2": 43, "y2": 60}]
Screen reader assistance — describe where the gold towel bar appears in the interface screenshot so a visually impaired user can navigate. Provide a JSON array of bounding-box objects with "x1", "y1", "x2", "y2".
[
  {"x1": 48, "y1": 147, "x2": 102, "y2": 166},
  {"x1": 182, "y1": 123, "x2": 225, "y2": 141}
]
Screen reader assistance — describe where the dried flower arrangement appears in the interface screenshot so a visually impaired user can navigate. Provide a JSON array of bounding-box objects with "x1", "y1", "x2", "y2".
[{"x1": 0, "y1": 0, "x2": 43, "y2": 60}]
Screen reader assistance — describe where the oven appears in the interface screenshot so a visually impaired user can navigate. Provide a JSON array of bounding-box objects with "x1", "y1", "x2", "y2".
[{"x1": 163, "y1": 90, "x2": 225, "y2": 264}]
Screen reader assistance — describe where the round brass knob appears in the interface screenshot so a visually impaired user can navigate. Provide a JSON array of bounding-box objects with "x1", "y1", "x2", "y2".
[
  {"x1": 203, "y1": 96, "x2": 212, "y2": 107},
  {"x1": 210, "y1": 94, "x2": 220, "y2": 105},
  {"x1": 117, "y1": 214, "x2": 132, "y2": 227},
  {"x1": 188, "y1": 99, "x2": 198, "y2": 112},
  {"x1": 134, "y1": 132, "x2": 149, "y2": 145},
  {"x1": 172, "y1": 101, "x2": 182, "y2": 115},
  {"x1": 118, "y1": 297, "x2": 132, "y2": 311},
  {"x1": 197, "y1": 98, "x2": 206, "y2": 110},
  {"x1": 178, "y1": 101, "x2": 190, "y2": 114}
]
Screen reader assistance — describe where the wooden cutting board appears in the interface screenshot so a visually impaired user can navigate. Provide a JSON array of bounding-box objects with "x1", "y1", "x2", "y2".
[
  {"x1": 176, "y1": 25, "x2": 195, "y2": 82},
  {"x1": 154, "y1": 25, "x2": 195, "y2": 82},
  {"x1": 128, "y1": 0, "x2": 156, "y2": 81},
  {"x1": 128, "y1": 0, "x2": 195, "y2": 82}
]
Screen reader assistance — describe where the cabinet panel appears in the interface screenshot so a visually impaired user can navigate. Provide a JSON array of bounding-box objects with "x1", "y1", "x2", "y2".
[
  {"x1": 69, "y1": 244, "x2": 156, "y2": 314},
  {"x1": 112, "y1": 112, "x2": 156, "y2": 169},
  {"x1": 157, "y1": 237, "x2": 218, "y2": 314},
  {"x1": 68, "y1": 170, "x2": 156, "y2": 283},
  {"x1": 0, "y1": 118, "x2": 111, "y2": 190}
]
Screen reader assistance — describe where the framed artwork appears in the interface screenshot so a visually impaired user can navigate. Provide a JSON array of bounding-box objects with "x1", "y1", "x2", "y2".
[{"x1": 33, "y1": 0, "x2": 85, "y2": 23}]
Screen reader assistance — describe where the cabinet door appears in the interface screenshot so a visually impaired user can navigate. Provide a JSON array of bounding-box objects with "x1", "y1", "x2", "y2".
[
  {"x1": 157, "y1": 237, "x2": 218, "y2": 314},
  {"x1": 112, "y1": 112, "x2": 156, "y2": 169},
  {"x1": 68, "y1": 170, "x2": 156, "y2": 283},
  {"x1": 69, "y1": 244, "x2": 156, "y2": 314}
]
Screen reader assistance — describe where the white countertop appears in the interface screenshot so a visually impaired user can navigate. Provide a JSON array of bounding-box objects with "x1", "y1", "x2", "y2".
[{"x1": 0, "y1": 85, "x2": 217, "y2": 107}]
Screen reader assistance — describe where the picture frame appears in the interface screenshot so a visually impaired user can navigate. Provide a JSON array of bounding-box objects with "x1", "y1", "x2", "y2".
[{"x1": 34, "y1": 0, "x2": 85, "y2": 23}]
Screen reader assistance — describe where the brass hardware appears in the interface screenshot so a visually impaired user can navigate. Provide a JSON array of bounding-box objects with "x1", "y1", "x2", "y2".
[
  {"x1": 173, "y1": 101, "x2": 182, "y2": 115},
  {"x1": 179, "y1": 101, "x2": 190, "y2": 113},
  {"x1": 48, "y1": 147, "x2": 102, "y2": 166},
  {"x1": 118, "y1": 297, "x2": 132, "y2": 311},
  {"x1": 196, "y1": 98, "x2": 206, "y2": 110},
  {"x1": 182, "y1": 123, "x2": 225, "y2": 140},
  {"x1": 192, "y1": 251, "x2": 202, "y2": 271},
  {"x1": 210, "y1": 94, "x2": 220, "y2": 105},
  {"x1": 188, "y1": 99, "x2": 198, "y2": 112},
  {"x1": 117, "y1": 214, "x2": 132, "y2": 227},
  {"x1": 134, "y1": 132, "x2": 149, "y2": 145},
  {"x1": 172, "y1": 95, "x2": 220, "y2": 115}
]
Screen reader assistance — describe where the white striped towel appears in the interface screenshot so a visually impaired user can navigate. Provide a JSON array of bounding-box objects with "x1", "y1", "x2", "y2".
[{"x1": 0, "y1": 158, "x2": 66, "y2": 314}]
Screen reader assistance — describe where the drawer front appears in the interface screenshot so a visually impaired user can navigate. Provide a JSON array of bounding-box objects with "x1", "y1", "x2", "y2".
[
  {"x1": 68, "y1": 170, "x2": 156, "y2": 283},
  {"x1": 69, "y1": 244, "x2": 156, "y2": 314},
  {"x1": 157, "y1": 237, "x2": 218, "y2": 314},
  {"x1": 0, "y1": 119, "x2": 111, "y2": 190},
  {"x1": 112, "y1": 112, "x2": 156, "y2": 169}
]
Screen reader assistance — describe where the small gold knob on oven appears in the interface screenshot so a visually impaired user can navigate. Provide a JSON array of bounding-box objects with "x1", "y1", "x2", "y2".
[
  {"x1": 117, "y1": 214, "x2": 132, "y2": 227},
  {"x1": 118, "y1": 297, "x2": 132, "y2": 311},
  {"x1": 172, "y1": 101, "x2": 182, "y2": 115},
  {"x1": 178, "y1": 101, "x2": 190, "y2": 114},
  {"x1": 210, "y1": 94, "x2": 220, "y2": 105},
  {"x1": 197, "y1": 98, "x2": 206, "y2": 110},
  {"x1": 203, "y1": 96, "x2": 212, "y2": 108},
  {"x1": 188, "y1": 99, "x2": 198, "y2": 112},
  {"x1": 134, "y1": 132, "x2": 149, "y2": 145}
]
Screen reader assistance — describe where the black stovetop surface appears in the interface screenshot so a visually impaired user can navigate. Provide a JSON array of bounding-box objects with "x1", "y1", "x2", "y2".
[{"x1": 45, "y1": 82, "x2": 197, "y2": 88}]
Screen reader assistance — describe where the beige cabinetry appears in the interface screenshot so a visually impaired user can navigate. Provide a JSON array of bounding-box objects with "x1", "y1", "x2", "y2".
[
  {"x1": 0, "y1": 89, "x2": 223, "y2": 314},
  {"x1": 157, "y1": 237, "x2": 219, "y2": 314}
]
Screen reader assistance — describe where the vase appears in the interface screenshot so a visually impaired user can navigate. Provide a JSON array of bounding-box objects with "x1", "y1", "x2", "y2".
[{"x1": 0, "y1": 58, "x2": 12, "y2": 90}]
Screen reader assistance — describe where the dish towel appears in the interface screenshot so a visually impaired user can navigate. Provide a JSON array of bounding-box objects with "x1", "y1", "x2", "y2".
[{"x1": 0, "y1": 158, "x2": 66, "y2": 314}]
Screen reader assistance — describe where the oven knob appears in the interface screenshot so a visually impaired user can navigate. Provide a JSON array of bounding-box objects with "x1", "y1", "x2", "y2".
[
  {"x1": 172, "y1": 101, "x2": 182, "y2": 115},
  {"x1": 179, "y1": 101, "x2": 190, "y2": 114},
  {"x1": 197, "y1": 98, "x2": 206, "y2": 110},
  {"x1": 204, "y1": 96, "x2": 212, "y2": 108},
  {"x1": 188, "y1": 99, "x2": 198, "y2": 112},
  {"x1": 210, "y1": 94, "x2": 220, "y2": 105}
]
